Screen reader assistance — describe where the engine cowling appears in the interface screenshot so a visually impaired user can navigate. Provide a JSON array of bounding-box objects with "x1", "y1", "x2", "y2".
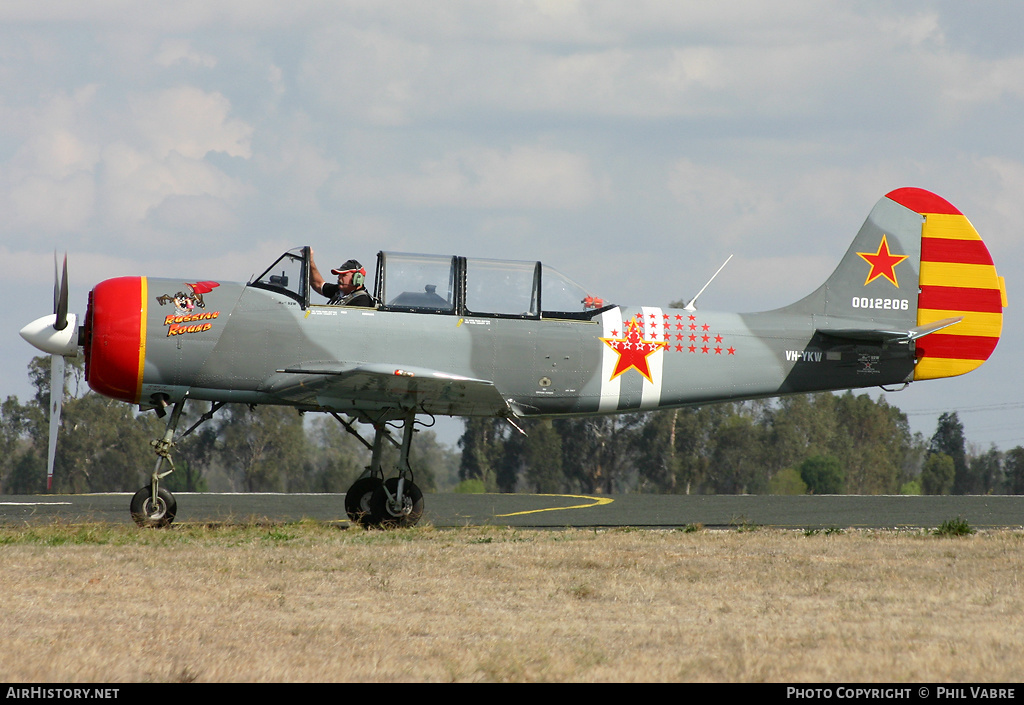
[{"x1": 84, "y1": 276, "x2": 147, "y2": 404}]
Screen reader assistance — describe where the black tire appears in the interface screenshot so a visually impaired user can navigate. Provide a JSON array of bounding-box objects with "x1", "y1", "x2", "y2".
[
  {"x1": 345, "y1": 477, "x2": 385, "y2": 526},
  {"x1": 370, "y1": 478, "x2": 424, "y2": 528},
  {"x1": 130, "y1": 486, "x2": 177, "y2": 528}
]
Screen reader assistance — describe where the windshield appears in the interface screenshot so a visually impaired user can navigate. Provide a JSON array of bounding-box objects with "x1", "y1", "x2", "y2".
[
  {"x1": 465, "y1": 258, "x2": 539, "y2": 317},
  {"x1": 250, "y1": 247, "x2": 308, "y2": 306},
  {"x1": 542, "y1": 265, "x2": 605, "y2": 315}
]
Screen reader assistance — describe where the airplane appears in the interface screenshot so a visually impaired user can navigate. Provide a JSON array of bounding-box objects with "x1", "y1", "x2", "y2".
[{"x1": 20, "y1": 187, "x2": 1006, "y2": 528}]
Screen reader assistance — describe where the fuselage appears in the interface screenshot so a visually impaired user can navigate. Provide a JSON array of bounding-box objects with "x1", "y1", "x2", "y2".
[{"x1": 82, "y1": 273, "x2": 916, "y2": 420}]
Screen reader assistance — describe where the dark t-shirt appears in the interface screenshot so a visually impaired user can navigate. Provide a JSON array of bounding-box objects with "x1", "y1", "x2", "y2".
[{"x1": 322, "y1": 283, "x2": 374, "y2": 307}]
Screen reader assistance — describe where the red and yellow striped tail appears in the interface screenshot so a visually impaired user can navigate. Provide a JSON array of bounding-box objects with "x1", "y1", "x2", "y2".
[{"x1": 886, "y1": 188, "x2": 1006, "y2": 381}]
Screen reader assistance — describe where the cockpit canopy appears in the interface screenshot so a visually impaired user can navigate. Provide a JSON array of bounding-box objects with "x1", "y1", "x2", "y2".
[{"x1": 251, "y1": 247, "x2": 607, "y2": 320}]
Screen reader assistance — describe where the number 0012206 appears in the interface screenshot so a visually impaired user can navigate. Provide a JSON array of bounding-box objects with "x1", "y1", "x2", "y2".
[{"x1": 852, "y1": 297, "x2": 909, "y2": 310}]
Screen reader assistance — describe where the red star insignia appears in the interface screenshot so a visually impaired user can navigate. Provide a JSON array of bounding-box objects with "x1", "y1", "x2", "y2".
[
  {"x1": 601, "y1": 319, "x2": 667, "y2": 383},
  {"x1": 857, "y1": 234, "x2": 908, "y2": 287},
  {"x1": 727, "y1": 347, "x2": 736, "y2": 355}
]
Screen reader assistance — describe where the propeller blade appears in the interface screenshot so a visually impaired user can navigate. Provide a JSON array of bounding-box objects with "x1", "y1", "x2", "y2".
[
  {"x1": 54, "y1": 253, "x2": 69, "y2": 332},
  {"x1": 53, "y1": 252, "x2": 60, "y2": 314},
  {"x1": 47, "y1": 354, "x2": 65, "y2": 491}
]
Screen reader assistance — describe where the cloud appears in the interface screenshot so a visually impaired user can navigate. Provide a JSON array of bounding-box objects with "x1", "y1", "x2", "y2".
[
  {"x1": 0, "y1": 86, "x2": 101, "y2": 233},
  {"x1": 255, "y1": 132, "x2": 339, "y2": 212},
  {"x1": 333, "y1": 144, "x2": 605, "y2": 210},
  {"x1": 6, "y1": 172, "x2": 96, "y2": 233},
  {"x1": 154, "y1": 38, "x2": 217, "y2": 69},
  {"x1": 285, "y1": 2, "x2": 1024, "y2": 129},
  {"x1": 0, "y1": 84, "x2": 253, "y2": 244},
  {"x1": 128, "y1": 86, "x2": 252, "y2": 160},
  {"x1": 98, "y1": 142, "x2": 250, "y2": 234}
]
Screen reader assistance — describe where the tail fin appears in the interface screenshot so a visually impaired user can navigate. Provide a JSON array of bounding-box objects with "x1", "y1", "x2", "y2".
[{"x1": 784, "y1": 188, "x2": 1006, "y2": 380}]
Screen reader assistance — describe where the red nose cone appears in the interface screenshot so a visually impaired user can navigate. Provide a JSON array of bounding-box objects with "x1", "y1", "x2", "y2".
[{"x1": 85, "y1": 277, "x2": 147, "y2": 403}]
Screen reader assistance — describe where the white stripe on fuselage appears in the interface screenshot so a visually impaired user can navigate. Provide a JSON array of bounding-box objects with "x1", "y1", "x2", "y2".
[
  {"x1": 598, "y1": 306, "x2": 666, "y2": 412},
  {"x1": 598, "y1": 307, "x2": 623, "y2": 412}
]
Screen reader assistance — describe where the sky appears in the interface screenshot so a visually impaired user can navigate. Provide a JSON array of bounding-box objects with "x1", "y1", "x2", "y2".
[{"x1": 3, "y1": 1, "x2": 1024, "y2": 452}]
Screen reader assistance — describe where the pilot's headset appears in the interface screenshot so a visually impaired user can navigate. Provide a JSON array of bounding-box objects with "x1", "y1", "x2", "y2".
[{"x1": 332, "y1": 259, "x2": 366, "y2": 287}]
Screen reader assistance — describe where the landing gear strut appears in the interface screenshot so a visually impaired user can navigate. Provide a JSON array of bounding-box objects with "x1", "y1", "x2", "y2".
[
  {"x1": 339, "y1": 411, "x2": 424, "y2": 529},
  {"x1": 130, "y1": 398, "x2": 224, "y2": 528},
  {"x1": 131, "y1": 399, "x2": 186, "y2": 528},
  {"x1": 129, "y1": 399, "x2": 425, "y2": 529}
]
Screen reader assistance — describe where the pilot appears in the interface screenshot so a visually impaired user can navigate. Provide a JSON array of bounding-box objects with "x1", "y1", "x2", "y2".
[{"x1": 310, "y1": 251, "x2": 374, "y2": 307}]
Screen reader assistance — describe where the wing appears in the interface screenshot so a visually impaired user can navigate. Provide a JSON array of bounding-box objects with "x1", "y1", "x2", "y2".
[{"x1": 262, "y1": 362, "x2": 512, "y2": 418}]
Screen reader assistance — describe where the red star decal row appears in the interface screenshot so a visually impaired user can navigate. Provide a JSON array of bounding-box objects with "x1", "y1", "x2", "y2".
[
  {"x1": 603, "y1": 311, "x2": 737, "y2": 381},
  {"x1": 857, "y1": 234, "x2": 908, "y2": 287}
]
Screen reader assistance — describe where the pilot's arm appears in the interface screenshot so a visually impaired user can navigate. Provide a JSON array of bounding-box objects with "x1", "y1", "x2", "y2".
[{"x1": 309, "y1": 249, "x2": 328, "y2": 295}]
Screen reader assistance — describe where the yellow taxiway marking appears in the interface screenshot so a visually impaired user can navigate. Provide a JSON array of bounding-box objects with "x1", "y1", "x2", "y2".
[{"x1": 495, "y1": 494, "x2": 614, "y2": 518}]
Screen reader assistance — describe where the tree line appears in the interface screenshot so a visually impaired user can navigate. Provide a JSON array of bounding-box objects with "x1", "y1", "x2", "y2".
[
  {"x1": 0, "y1": 357, "x2": 458, "y2": 494},
  {"x1": 459, "y1": 395, "x2": 1024, "y2": 495},
  {"x1": 3, "y1": 356, "x2": 1023, "y2": 495}
]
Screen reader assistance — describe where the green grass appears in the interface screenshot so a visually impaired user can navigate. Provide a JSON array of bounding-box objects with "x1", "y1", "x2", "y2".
[{"x1": 932, "y1": 516, "x2": 976, "y2": 537}]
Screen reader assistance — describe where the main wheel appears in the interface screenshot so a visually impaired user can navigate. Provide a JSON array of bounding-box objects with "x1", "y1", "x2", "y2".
[
  {"x1": 130, "y1": 486, "x2": 177, "y2": 528},
  {"x1": 345, "y1": 477, "x2": 385, "y2": 527},
  {"x1": 370, "y1": 478, "x2": 424, "y2": 528}
]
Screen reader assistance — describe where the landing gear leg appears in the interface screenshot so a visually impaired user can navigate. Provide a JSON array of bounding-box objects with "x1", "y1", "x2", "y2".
[
  {"x1": 335, "y1": 411, "x2": 425, "y2": 528},
  {"x1": 131, "y1": 399, "x2": 186, "y2": 528},
  {"x1": 370, "y1": 412, "x2": 424, "y2": 528},
  {"x1": 344, "y1": 422, "x2": 386, "y2": 526}
]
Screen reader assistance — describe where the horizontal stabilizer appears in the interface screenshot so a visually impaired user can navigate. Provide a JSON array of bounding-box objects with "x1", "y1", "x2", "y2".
[{"x1": 820, "y1": 316, "x2": 963, "y2": 344}]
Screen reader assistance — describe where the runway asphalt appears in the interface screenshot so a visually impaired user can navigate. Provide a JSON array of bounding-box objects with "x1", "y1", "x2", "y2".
[{"x1": 1, "y1": 492, "x2": 1022, "y2": 530}]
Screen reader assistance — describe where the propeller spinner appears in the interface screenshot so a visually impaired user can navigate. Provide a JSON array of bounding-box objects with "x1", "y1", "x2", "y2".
[{"x1": 19, "y1": 253, "x2": 79, "y2": 490}]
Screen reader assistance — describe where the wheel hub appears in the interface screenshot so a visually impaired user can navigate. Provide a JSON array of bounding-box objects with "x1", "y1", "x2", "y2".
[{"x1": 143, "y1": 497, "x2": 167, "y2": 519}]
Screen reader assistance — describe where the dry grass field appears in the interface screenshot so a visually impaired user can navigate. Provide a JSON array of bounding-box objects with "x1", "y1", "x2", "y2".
[{"x1": 0, "y1": 522, "x2": 1021, "y2": 683}]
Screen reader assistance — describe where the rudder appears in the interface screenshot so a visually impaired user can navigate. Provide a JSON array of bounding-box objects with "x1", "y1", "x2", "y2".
[{"x1": 888, "y1": 188, "x2": 1006, "y2": 380}]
